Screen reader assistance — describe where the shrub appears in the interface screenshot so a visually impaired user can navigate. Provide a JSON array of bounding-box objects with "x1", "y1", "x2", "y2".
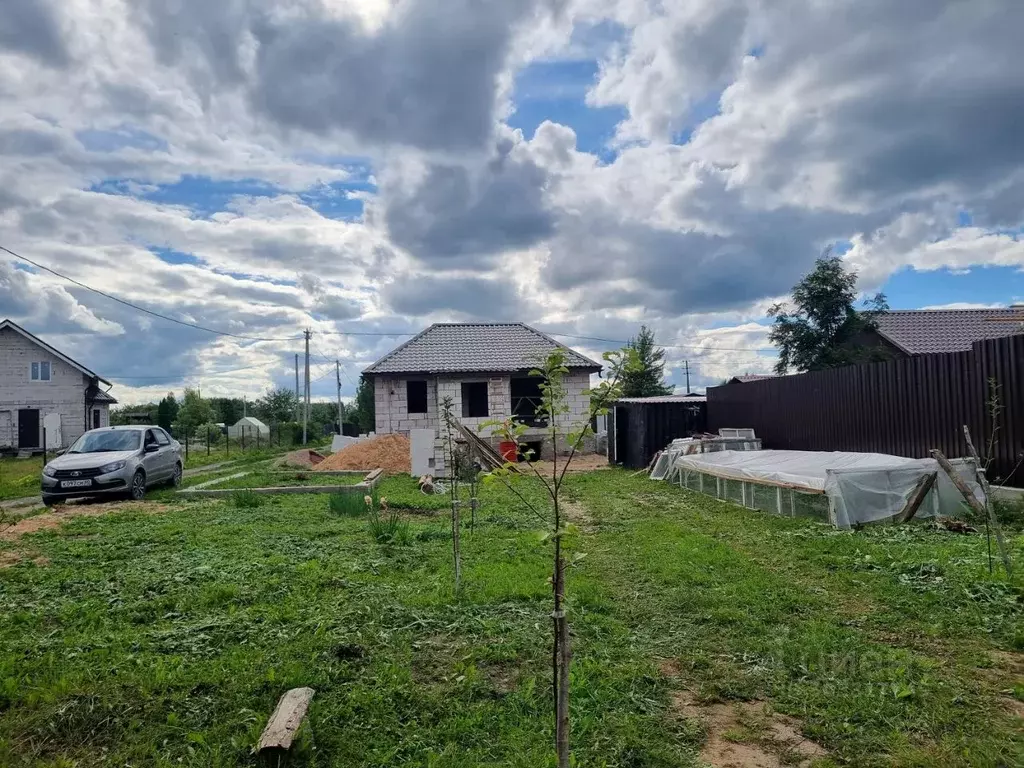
[
  {"x1": 196, "y1": 423, "x2": 223, "y2": 447},
  {"x1": 231, "y1": 489, "x2": 264, "y2": 509},
  {"x1": 327, "y1": 492, "x2": 369, "y2": 517}
]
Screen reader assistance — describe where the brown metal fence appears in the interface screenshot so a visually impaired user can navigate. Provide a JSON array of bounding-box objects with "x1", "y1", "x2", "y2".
[{"x1": 707, "y1": 334, "x2": 1024, "y2": 486}]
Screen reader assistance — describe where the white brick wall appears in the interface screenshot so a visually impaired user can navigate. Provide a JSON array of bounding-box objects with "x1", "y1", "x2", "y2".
[
  {"x1": 0, "y1": 327, "x2": 100, "y2": 449},
  {"x1": 373, "y1": 370, "x2": 595, "y2": 476}
]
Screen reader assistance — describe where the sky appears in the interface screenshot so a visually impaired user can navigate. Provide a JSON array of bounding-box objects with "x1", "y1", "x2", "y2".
[{"x1": 1, "y1": 0, "x2": 1023, "y2": 405}]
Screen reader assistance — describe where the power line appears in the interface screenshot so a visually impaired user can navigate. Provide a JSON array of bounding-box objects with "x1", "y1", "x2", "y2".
[
  {"x1": 105, "y1": 363, "x2": 271, "y2": 380},
  {"x1": 3, "y1": 244, "x2": 776, "y2": 354},
  {"x1": 1, "y1": 245, "x2": 302, "y2": 342},
  {"x1": 543, "y1": 331, "x2": 777, "y2": 353}
]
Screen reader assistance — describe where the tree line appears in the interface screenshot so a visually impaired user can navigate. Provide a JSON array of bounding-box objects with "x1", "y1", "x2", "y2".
[{"x1": 110, "y1": 381, "x2": 377, "y2": 439}]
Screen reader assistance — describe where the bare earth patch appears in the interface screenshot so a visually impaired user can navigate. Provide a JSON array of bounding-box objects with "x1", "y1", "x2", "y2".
[
  {"x1": 0, "y1": 550, "x2": 49, "y2": 568},
  {"x1": 0, "y1": 501, "x2": 172, "y2": 541},
  {"x1": 561, "y1": 500, "x2": 596, "y2": 531},
  {"x1": 660, "y1": 659, "x2": 828, "y2": 767},
  {"x1": 530, "y1": 453, "x2": 609, "y2": 474}
]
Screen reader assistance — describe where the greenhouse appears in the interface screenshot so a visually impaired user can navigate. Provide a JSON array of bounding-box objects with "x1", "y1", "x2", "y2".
[{"x1": 657, "y1": 441, "x2": 982, "y2": 529}]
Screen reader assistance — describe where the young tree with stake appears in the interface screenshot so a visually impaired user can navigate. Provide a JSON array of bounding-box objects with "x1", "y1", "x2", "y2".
[{"x1": 484, "y1": 348, "x2": 634, "y2": 768}]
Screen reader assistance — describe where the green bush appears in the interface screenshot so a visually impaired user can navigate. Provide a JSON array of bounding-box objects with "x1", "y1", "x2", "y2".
[
  {"x1": 231, "y1": 489, "x2": 264, "y2": 509},
  {"x1": 993, "y1": 497, "x2": 1024, "y2": 529},
  {"x1": 196, "y1": 423, "x2": 223, "y2": 447},
  {"x1": 328, "y1": 492, "x2": 371, "y2": 517}
]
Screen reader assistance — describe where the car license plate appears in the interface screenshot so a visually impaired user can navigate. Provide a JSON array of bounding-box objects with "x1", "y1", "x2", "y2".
[{"x1": 60, "y1": 479, "x2": 92, "y2": 488}]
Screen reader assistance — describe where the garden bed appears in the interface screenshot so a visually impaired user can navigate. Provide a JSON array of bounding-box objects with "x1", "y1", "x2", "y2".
[{"x1": 176, "y1": 469, "x2": 382, "y2": 497}]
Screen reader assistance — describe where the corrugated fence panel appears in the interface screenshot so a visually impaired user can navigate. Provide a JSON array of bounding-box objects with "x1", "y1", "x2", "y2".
[{"x1": 707, "y1": 334, "x2": 1024, "y2": 486}]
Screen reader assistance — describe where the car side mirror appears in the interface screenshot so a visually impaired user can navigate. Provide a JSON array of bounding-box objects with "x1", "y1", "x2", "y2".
[
  {"x1": 145, "y1": 443, "x2": 160, "y2": 453},
  {"x1": 55, "y1": 448, "x2": 66, "y2": 456}
]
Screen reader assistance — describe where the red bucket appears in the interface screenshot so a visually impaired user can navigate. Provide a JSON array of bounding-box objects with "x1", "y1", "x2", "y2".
[{"x1": 498, "y1": 440, "x2": 519, "y2": 463}]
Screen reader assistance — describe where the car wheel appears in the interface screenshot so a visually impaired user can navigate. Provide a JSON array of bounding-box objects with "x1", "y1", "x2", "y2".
[
  {"x1": 170, "y1": 462, "x2": 183, "y2": 487},
  {"x1": 42, "y1": 495, "x2": 57, "y2": 508},
  {"x1": 129, "y1": 470, "x2": 147, "y2": 501}
]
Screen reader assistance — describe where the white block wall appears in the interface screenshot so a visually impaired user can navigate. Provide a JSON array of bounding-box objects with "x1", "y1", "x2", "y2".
[
  {"x1": 373, "y1": 371, "x2": 594, "y2": 476},
  {"x1": 0, "y1": 327, "x2": 99, "y2": 449}
]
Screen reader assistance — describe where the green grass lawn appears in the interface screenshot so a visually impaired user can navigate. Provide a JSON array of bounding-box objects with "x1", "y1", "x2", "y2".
[
  {"x1": 200, "y1": 470, "x2": 366, "y2": 490},
  {"x1": 0, "y1": 457, "x2": 45, "y2": 501},
  {"x1": 0, "y1": 471, "x2": 1020, "y2": 767}
]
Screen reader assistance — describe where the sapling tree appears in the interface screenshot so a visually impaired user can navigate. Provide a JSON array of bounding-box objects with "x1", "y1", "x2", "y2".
[
  {"x1": 484, "y1": 348, "x2": 634, "y2": 768},
  {"x1": 439, "y1": 396, "x2": 463, "y2": 591}
]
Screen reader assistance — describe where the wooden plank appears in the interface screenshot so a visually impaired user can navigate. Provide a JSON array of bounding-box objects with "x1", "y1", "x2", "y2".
[
  {"x1": 897, "y1": 471, "x2": 937, "y2": 523},
  {"x1": 258, "y1": 687, "x2": 315, "y2": 753},
  {"x1": 454, "y1": 420, "x2": 519, "y2": 472}
]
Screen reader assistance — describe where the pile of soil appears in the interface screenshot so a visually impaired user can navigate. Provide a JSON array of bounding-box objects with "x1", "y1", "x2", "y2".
[
  {"x1": 276, "y1": 449, "x2": 326, "y2": 469},
  {"x1": 314, "y1": 434, "x2": 411, "y2": 474}
]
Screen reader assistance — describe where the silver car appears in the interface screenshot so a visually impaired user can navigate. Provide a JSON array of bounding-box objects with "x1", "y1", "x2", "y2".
[{"x1": 41, "y1": 426, "x2": 183, "y2": 506}]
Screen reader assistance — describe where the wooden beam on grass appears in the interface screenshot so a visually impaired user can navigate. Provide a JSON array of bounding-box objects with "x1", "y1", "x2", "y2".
[
  {"x1": 897, "y1": 471, "x2": 936, "y2": 523},
  {"x1": 257, "y1": 687, "x2": 315, "y2": 755},
  {"x1": 930, "y1": 448, "x2": 1013, "y2": 579}
]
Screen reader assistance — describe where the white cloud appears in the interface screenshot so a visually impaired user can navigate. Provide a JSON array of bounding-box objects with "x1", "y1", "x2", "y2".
[{"x1": 1, "y1": 0, "x2": 1022, "y2": 405}]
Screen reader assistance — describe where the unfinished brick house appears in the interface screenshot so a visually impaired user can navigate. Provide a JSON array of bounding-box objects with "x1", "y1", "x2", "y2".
[{"x1": 363, "y1": 323, "x2": 602, "y2": 474}]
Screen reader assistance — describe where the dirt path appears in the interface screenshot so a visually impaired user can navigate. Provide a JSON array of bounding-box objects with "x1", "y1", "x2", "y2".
[
  {"x1": 660, "y1": 660, "x2": 827, "y2": 768},
  {"x1": 0, "y1": 500, "x2": 172, "y2": 542}
]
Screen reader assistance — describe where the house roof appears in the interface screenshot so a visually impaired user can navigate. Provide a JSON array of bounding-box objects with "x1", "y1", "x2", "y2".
[
  {"x1": 86, "y1": 384, "x2": 118, "y2": 404},
  {"x1": 873, "y1": 308, "x2": 1024, "y2": 355},
  {"x1": 0, "y1": 318, "x2": 112, "y2": 386},
  {"x1": 363, "y1": 322, "x2": 603, "y2": 376},
  {"x1": 616, "y1": 394, "x2": 707, "y2": 404},
  {"x1": 729, "y1": 374, "x2": 776, "y2": 384}
]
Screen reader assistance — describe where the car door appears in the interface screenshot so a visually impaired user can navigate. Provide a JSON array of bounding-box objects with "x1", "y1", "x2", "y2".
[
  {"x1": 153, "y1": 428, "x2": 176, "y2": 478},
  {"x1": 142, "y1": 429, "x2": 167, "y2": 483}
]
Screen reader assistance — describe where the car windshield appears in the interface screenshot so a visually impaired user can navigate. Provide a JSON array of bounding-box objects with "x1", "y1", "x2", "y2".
[{"x1": 67, "y1": 430, "x2": 141, "y2": 454}]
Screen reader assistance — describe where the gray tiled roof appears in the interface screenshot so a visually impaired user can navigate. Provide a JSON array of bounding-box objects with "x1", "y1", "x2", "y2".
[
  {"x1": 874, "y1": 308, "x2": 1024, "y2": 354},
  {"x1": 364, "y1": 323, "x2": 602, "y2": 375}
]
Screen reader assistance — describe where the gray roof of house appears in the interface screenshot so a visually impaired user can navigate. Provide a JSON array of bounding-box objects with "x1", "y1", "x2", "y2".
[
  {"x1": 873, "y1": 308, "x2": 1024, "y2": 355},
  {"x1": 729, "y1": 374, "x2": 776, "y2": 384},
  {"x1": 364, "y1": 323, "x2": 602, "y2": 375}
]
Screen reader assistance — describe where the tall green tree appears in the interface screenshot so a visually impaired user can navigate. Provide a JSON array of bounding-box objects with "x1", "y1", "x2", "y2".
[
  {"x1": 175, "y1": 388, "x2": 214, "y2": 437},
  {"x1": 354, "y1": 375, "x2": 375, "y2": 433},
  {"x1": 619, "y1": 325, "x2": 673, "y2": 397},
  {"x1": 768, "y1": 251, "x2": 889, "y2": 374},
  {"x1": 255, "y1": 387, "x2": 298, "y2": 423},
  {"x1": 156, "y1": 393, "x2": 178, "y2": 432}
]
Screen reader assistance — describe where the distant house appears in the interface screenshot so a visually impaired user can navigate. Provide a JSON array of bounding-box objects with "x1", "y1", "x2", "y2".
[
  {"x1": 0, "y1": 319, "x2": 117, "y2": 451},
  {"x1": 860, "y1": 308, "x2": 1024, "y2": 357},
  {"x1": 363, "y1": 323, "x2": 602, "y2": 473}
]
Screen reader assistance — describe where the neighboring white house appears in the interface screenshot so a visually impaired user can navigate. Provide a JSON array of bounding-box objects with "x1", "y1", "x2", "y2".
[
  {"x1": 228, "y1": 416, "x2": 270, "y2": 440},
  {"x1": 0, "y1": 319, "x2": 117, "y2": 452},
  {"x1": 363, "y1": 323, "x2": 602, "y2": 475}
]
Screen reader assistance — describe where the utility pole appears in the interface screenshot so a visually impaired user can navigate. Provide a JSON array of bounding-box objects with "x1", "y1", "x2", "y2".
[
  {"x1": 684, "y1": 360, "x2": 690, "y2": 394},
  {"x1": 294, "y1": 354, "x2": 300, "y2": 423},
  {"x1": 303, "y1": 329, "x2": 311, "y2": 444},
  {"x1": 336, "y1": 361, "x2": 343, "y2": 436},
  {"x1": 243, "y1": 395, "x2": 247, "y2": 418}
]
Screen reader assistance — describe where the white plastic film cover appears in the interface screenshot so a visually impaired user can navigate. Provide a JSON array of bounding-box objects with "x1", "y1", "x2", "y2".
[{"x1": 672, "y1": 449, "x2": 982, "y2": 528}]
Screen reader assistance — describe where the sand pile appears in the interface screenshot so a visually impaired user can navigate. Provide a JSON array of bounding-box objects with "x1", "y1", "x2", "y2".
[
  {"x1": 314, "y1": 434, "x2": 411, "y2": 474},
  {"x1": 276, "y1": 449, "x2": 326, "y2": 469}
]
